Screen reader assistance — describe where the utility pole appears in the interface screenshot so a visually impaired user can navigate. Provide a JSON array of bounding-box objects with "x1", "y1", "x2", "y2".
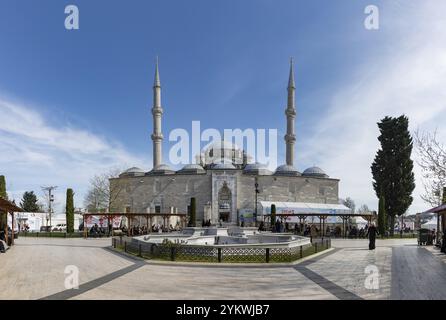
[{"x1": 42, "y1": 186, "x2": 57, "y2": 231}]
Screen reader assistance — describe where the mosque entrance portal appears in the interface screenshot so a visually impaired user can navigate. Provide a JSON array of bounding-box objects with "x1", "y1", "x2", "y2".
[{"x1": 218, "y1": 182, "x2": 232, "y2": 222}]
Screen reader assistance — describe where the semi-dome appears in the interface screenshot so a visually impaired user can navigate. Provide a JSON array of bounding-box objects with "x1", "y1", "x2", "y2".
[
  {"x1": 274, "y1": 164, "x2": 300, "y2": 176},
  {"x1": 119, "y1": 167, "x2": 145, "y2": 177},
  {"x1": 149, "y1": 164, "x2": 175, "y2": 175},
  {"x1": 177, "y1": 164, "x2": 206, "y2": 174},
  {"x1": 302, "y1": 166, "x2": 328, "y2": 178},
  {"x1": 205, "y1": 140, "x2": 242, "y2": 151},
  {"x1": 243, "y1": 163, "x2": 272, "y2": 175},
  {"x1": 211, "y1": 160, "x2": 236, "y2": 170},
  {"x1": 197, "y1": 140, "x2": 246, "y2": 169}
]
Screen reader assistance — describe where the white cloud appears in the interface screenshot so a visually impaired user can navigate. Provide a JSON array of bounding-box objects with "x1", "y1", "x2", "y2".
[
  {"x1": 0, "y1": 97, "x2": 149, "y2": 211},
  {"x1": 298, "y1": 2, "x2": 446, "y2": 214}
]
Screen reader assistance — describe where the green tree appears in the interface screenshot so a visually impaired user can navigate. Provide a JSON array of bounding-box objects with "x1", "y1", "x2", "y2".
[
  {"x1": 19, "y1": 191, "x2": 40, "y2": 212},
  {"x1": 270, "y1": 204, "x2": 276, "y2": 231},
  {"x1": 0, "y1": 175, "x2": 6, "y2": 232},
  {"x1": 188, "y1": 197, "x2": 196, "y2": 227},
  {"x1": 378, "y1": 194, "x2": 386, "y2": 237},
  {"x1": 0, "y1": 175, "x2": 7, "y2": 199},
  {"x1": 442, "y1": 187, "x2": 446, "y2": 205},
  {"x1": 66, "y1": 188, "x2": 75, "y2": 233},
  {"x1": 371, "y1": 115, "x2": 415, "y2": 235}
]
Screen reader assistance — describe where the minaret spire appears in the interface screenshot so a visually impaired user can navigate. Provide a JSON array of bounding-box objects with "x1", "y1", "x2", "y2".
[
  {"x1": 285, "y1": 58, "x2": 296, "y2": 167},
  {"x1": 288, "y1": 57, "x2": 295, "y2": 90},
  {"x1": 154, "y1": 56, "x2": 161, "y2": 87},
  {"x1": 151, "y1": 57, "x2": 163, "y2": 169}
]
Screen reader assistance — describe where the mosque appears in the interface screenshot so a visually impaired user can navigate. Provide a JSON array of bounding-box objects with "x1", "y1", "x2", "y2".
[{"x1": 109, "y1": 60, "x2": 350, "y2": 226}]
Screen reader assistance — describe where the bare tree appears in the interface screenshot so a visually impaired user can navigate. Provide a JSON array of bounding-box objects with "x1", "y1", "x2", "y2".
[
  {"x1": 84, "y1": 168, "x2": 126, "y2": 212},
  {"x1": 342, "y1": 197, "x2": 356, "y2": 213},
  {"x1": 414, "y1": 129, "x2": 446, "y2": 207},
  {"x1": 357, "y1": 204, "x2": 371, "y2": 215}
]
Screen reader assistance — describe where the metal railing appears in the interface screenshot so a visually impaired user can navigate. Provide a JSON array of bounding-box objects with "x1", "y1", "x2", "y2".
[{"x1": 111, "y1": 236, "x2": 331, "y2": 263}]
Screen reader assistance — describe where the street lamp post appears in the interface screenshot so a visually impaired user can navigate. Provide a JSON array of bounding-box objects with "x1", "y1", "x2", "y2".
[{"x1": 254, "y1": 177, "x2": 259, "y2": 227}]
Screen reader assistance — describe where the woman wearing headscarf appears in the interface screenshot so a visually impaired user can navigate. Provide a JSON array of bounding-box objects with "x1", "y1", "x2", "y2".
[{"x1": 366, "y1": 222, "x2": 379, "y2": 250}]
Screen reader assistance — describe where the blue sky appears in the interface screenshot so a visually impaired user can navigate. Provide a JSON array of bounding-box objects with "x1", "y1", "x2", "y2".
[{"x1": 1, "y1": 0, "x2": 446, "y2": 214}]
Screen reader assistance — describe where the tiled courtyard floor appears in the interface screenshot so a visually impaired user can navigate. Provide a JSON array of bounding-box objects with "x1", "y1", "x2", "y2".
[{"x1": 1, "y1": 237, "x2": 445, "y2": 300}]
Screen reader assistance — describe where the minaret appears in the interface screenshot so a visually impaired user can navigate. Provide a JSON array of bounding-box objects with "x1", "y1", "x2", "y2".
[
  {"x1": 285, "y1": 58, "x2": 296, "y2": 166},
  {"x1": 151, "y1": 57, "x2": 163, "y2": 169}
]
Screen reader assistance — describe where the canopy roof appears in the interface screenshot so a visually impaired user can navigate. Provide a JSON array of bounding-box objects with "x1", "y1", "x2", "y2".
[
  {"x1": 422, "y1": 203, "x2": 446, "y2": 214},
  {"x1": 422, "y1": 218, "x2": 438, "y2": 226},
  {"x1": 0, "y1": 197, "x2": 23, "y2": 213},
  {"x1": 259, "y1": 201, "x2": 354, "y2": 216}
]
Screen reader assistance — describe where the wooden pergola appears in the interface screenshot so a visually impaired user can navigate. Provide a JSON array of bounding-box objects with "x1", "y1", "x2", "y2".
[
  {"x1": 263, "y1": 212, "x2": 375, "y2": 238},
  {"x1": 82, "y1": 212, "x2": 187, "y2": 238},
  {"x1": 0, "y1": 197, "x2": 23, "y2": 246}
]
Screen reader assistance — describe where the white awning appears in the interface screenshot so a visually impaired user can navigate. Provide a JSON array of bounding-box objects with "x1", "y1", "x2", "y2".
[
  {"x1": 421, "y1": 218, "x2": 438, "y2": 230},
  {"x1": 258, "y1": 201, "x2": 352, "y2": 215}
]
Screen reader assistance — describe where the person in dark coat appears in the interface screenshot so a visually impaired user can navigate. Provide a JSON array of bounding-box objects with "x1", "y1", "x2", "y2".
[
  {"x1": 441, "y1": 232, "x2": 446, "y2": 253},
  {"x1": 366, "y1": 223, "x2": 379, "y2": 250},
  {"x1": 275, "y1": 220, "x2": 281, "y2": 233}
]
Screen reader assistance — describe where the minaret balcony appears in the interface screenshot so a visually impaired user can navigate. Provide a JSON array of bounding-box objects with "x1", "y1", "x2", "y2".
[
  {"x1": 285, "y1": 108, "x2": 296, "y2": 117},
  {"x1": 151, "y1": 133, "x2": 164, "y2": 141},
  {"x1": 285, "y1": 134, "x2": 296, "y2": 143},
  {"x1": 151, "y1": 107, "x2": 164, "y2": 115}
]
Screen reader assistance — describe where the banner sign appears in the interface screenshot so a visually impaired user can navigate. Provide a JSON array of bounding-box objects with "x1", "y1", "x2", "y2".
[{"x1": 85, "y1": 215, "x2": 122, "y2": 228}]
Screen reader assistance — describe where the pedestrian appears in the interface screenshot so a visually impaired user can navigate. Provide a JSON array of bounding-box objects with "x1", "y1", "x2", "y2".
[
  {"x1": 274, "y1": 220, "x2": 280, "y2": 233},
  {"x1": 310, "y1": 225, "x2": 318, "y2": 239},
  {"x1": 366, "y1": 222, "x2": 379, "y2": 250},
  {"x1": 441, "y1": 232, "x2": 446, "y2": 253},
  {"x1": 258, "y1": 221, "x2": 264, "y2": 232}
]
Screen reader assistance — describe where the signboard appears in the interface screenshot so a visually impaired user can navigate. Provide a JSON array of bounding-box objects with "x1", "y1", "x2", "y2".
[
  {"x1": 85, "y1": 215, "x2": 122, "y2": 228},
  {"x1": 264, "y1": 214, "x2": 343, "y2": 224},
  {"x1": 239, "y1": 209, "x2": 254, "y2": 223}
]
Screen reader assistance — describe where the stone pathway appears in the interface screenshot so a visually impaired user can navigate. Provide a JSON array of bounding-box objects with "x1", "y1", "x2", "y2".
[
  {"x1": 391, "y1": 245, "x2": 446, "y2": 299},
  {"x1": 0, "y1": 237, "x2": 445, "y2": 300}
]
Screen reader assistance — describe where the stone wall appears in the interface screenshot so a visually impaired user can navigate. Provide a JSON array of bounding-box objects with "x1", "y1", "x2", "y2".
[{"x1": 109, "y1": 169, "x2": 339, "y2": 225}]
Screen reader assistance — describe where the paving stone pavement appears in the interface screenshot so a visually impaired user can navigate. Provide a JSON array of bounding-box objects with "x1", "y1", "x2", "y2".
[
  {"x1": 71, "y1": 264, "x2": 336, "y2": 300},
  {"x1": 306, "y1": 246, "x2": 392, "y2": 299},
  {"x1": 391, "y1": 245, "x2": 446, "y2": 299},
  {"x1": 0, "y1": 237, "x2": 445, "y2": 300},
  {"x1": 0, "y1": 238, "x2": 133, "y2": 299}
]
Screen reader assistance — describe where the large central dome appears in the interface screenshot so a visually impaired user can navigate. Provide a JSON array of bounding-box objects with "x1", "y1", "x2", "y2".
[{"x1": 195, "y1": 140, "x2": 251, "y2": 169}]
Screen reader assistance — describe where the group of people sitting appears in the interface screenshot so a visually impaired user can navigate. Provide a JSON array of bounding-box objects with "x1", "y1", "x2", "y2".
[
  {"x1": 201, "y1": 219, "x2": 212, "y2": 227},
  {"x1": 88, "y1": 223, "x2": 107, "y2": 237},
  {"x1": 87, "y1": 222, "x2": 183, "y2": 237},
  {"x1": 257, "y1": 220, "x2": 299, "y2": 233},
  {"x1": 128, "y1": 225, "x2": 149, "y2": 236},
  {"x1": 127, "y1": 224, "x2": 180, "y2": 235},
  {"x1": 255, "y1": 220, "x2": 383, "y2": 240}
]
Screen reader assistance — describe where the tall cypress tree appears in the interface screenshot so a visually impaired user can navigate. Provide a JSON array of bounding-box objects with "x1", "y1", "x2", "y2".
[
  {"x1": 0, "y1": 175, "x2": 7, "y2": 199},
  {"x1": 66, "y1": 189, "x2": 75, "y2": 233},
  {"x1": 0, "y1": 175, "x2": 7, "y2": 232},
  {"x1": 188, "y1": 197, "x2": 196, "y2": 227},
  {"x1": 270, "y1": 204, "x2": 276, "y2": 231},
  {"x1": 378, "y1": 194, "x2": 386, "y2": 237},
  {"x1": 371, "y1": 115, "x2": 415, "y2": 235},
  {"x1": 20, "y1": 191, "x2": 40, "y2": 212}
]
